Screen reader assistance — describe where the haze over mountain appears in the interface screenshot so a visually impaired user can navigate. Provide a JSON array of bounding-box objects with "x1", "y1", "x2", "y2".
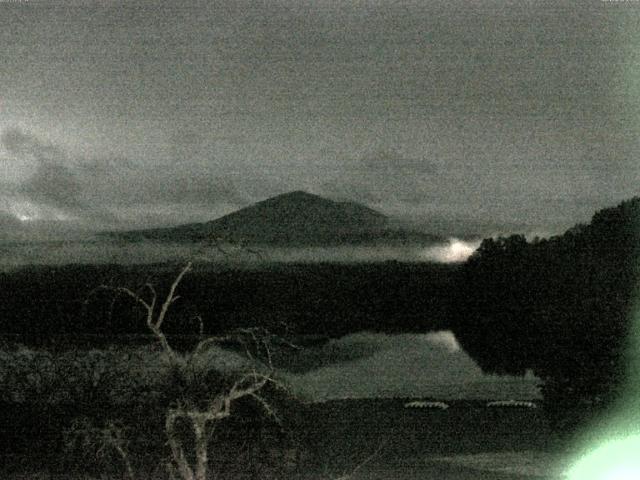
[{"x1": 111, "y1": 191, "x2": 443, "y2": 246}]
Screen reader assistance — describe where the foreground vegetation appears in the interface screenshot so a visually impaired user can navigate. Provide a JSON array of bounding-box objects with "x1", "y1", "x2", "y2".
[
  {"x1": 0, "y1": 259, "x2": 558, "y2": 479},
  {"x1": 0, "y1": 343, "x2": 302, "y2": 479},
  {"x1": 0, "y1": 340, "x2": 562, "y2": 479},
  {"x1": 1, "y1": 261, "x2": 301, "y2": 480}
]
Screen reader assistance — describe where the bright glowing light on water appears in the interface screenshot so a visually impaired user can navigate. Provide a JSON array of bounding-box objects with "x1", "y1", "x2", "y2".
[{"x1": 567, "y1": 435, "x2": 640, "y2": 480}]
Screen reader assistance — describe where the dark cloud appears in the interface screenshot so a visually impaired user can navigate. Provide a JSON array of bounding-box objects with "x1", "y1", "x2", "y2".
[
  {"x1": 0, "y1": 212, "x2": 22, "y2": 231},
  {"x1": 166, "y1": 128, "x2": 208, "y2": 162},
  {"x1": 139, "y1": 173, "x2": 248, "y2": 206},
  {"x1": 1, "y1": 128, "x2": 256, "y2": 228},
  {"x1": 1, "y1": 128, "x2": 65, "y2": 163},
  {"x1": 321, "y1": 148, "x2": 438, "y2": 206},
  {"x1": 78, "y1": 157, "x2": 252, "y2": 211},
  {"x1": 1, "y1": 129, "x2": 84, "y2": 212},
  {"x1": 1, "y1": 129, "x2": 34, "y2": 155},
  {"x1": 19, "y1": 161, "x2": 83, "y2": 210}
]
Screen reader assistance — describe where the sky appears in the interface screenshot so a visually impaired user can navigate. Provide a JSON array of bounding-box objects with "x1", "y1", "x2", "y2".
[{"x1": 1, "y1": 0, "x2": 640, "y2": 237}]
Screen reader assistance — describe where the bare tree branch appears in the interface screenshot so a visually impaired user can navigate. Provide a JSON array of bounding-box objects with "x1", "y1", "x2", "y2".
[
  {"x1": 192, "y1": 335, "x2": 233, "y2": 357},
  {"x1": 87, "y1": 261, "x2": 290, "y2": 480},
  {"x1": 156, "y1": 262, "x2": 192, "y2": 331},
  {"x1": 333, "y1": 441, "x2": 386, "y2": 480}
]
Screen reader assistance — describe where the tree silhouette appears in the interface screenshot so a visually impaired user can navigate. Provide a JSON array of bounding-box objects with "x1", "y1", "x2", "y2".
[{"x1": 452, "y1": 197, "x2": 640, "y2": 431}]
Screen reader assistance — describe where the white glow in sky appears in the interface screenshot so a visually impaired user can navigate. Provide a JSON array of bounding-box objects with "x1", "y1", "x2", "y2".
[
  {"x1": 5, "y1": 199, "x2": 78, "y2": 224},
  {"x1": 7, "y1": 200, "x2": 40, "y2": 222},
  {"x1": 420, "y1": 238, "x2": 481, "y2": 263},
  {"x1": 425, "y1": 330, "x2": 461, "y2": 352},
  {"x1": 446, "y1": 239, "x2": 478, "y2": 262}
]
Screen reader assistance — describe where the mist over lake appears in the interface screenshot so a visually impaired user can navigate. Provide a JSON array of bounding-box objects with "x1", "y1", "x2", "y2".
[{"x1": 0, "y1": 237, "x2": 481, "y2": 270}]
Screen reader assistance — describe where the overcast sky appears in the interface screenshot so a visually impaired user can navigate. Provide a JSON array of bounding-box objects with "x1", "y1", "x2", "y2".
[{"x1": 1, "y1": 0, "x2": 639, "y2": 236}]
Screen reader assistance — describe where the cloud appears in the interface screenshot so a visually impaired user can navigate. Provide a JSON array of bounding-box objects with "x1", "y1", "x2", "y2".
[
  {"x1": 0, "y1": 211, "x2": 24, "y2": 239},
  {"x1": 362, "y1": 148, "x2": 437, "y2": 177},
  {"x1": 2, "y1": 0, "x2": 638, "y2": 237},
  {"x1": 141, "y1": 173, "x2": 248, "y2": 207},
  {"x1": 78, "y1": 159, "x2": 252, "y2": 216},
  {"x1": 0, "y1": 127, "x2": 256, "y2": 230},
  {"x1": 1, "y1": 128, "x2": 65, "y2": 164},
  {"x1": 19, "y1": 161, "x2": 83, "y2": 210},
  {"x1": 1, "y1": 128, "x2": 84, "y2": 214},
  {"x1": 321, "y1": 148, "x2": 438, "y2": 207}
]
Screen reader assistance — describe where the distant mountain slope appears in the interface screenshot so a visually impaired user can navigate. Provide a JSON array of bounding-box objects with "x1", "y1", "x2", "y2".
[
  {"x1": 109, "y1": 191, "x2": 441, "y2": 246},
  {"x1": 204, "y1": 190, "x2": 388, "y2": 244}
]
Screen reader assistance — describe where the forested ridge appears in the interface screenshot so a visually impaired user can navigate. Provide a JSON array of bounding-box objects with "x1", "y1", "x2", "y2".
[{"x1": 453, "y1": 197, "x2": 640, "y2": 427}]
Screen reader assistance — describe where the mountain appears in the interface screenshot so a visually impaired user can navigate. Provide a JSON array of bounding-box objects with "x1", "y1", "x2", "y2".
[{"x1": 109, "y1": 190, "x2": 442, "y2": 246}]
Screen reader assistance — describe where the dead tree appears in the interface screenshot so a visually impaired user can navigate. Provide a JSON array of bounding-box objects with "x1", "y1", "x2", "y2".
[
  {"x1": 88, "y1": 261, "x2": 374, "y2": 480},
  {"x1": 93, "y1": 262, "x2": 283, "y2": 480}
]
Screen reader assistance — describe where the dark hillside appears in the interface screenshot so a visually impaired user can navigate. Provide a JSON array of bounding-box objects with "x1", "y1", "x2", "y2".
[
  {"x1": 108, "y1": 191, "x2": 442, "y2": 246},
  {"x1": 112, "y1": 191, "x2": 387, "y2": 245}
]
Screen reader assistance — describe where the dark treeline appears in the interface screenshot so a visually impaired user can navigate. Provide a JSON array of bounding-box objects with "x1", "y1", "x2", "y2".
[
  {"x1": 0, "y1": 261, "x2": 458, "y2": 345},
  {"x1": 452, "y1": 197, "x2": 640, "y2": 429}
]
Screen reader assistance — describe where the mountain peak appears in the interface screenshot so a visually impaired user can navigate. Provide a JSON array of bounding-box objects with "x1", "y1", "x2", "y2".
[
  {"x1": 257, "y1": 190, "x2": 332, "y2": 206},
  {"x1": 109, "y1": 190, "x2": 446, "y2": 246},
  {"x1": 205, "y1": 190, "x2": 388, "y2": 245},
  {"x1": 259, "y1": 190, "x2": 347, "y2": 207},
  {"x1": 275, "y1": 190, "x2": 316, "y2": 199}
]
